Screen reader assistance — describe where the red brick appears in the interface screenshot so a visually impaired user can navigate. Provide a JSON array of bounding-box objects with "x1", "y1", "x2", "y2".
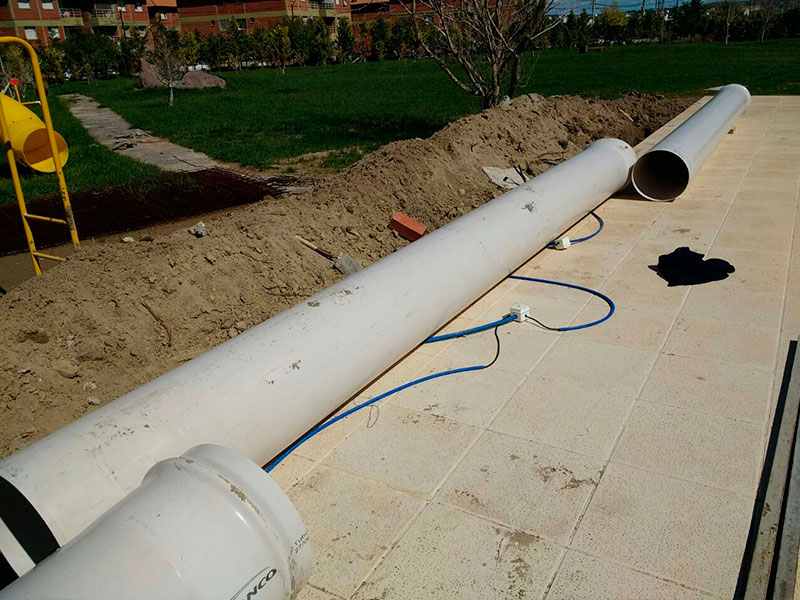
[{"x1": 388, "y1": 211, "x2": 427, "y2": 242}]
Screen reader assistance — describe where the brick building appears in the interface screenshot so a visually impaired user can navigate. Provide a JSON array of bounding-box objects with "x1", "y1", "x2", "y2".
[
  {"x1": 0, "y1": 0, "x2": 178, "y2": 44},
  {"x1": 176, "y1": 0, "x2": 350, "y2": 36}
]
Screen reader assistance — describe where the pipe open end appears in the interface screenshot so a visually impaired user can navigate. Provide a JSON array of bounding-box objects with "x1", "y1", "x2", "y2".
[
  {"x1": 632, "y1": 149, "x2": 690, "y2": 202},
  {"x1": 22, "y1": 129, "x2": 69, "y2": 173}
]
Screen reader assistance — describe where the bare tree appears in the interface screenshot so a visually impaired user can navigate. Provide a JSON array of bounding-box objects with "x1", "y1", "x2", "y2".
[
  {"x1": 754, "y1": 0, "x2": 775, "y2": 42},
  {"x1": 404, "y1": 0, "x2": 560, "y2": 109},
  {"x1": 715, "y1": 0, "x2": 743, "y2": 44},
  {"x1": 148, "y1": 23, "x2": 187, "y2": 107}
]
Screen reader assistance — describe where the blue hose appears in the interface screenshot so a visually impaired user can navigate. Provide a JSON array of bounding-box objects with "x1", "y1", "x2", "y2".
[
  {"x1": 265, "y1": 214, "x2": 615, "y2": 473},
  {"x1": 424, "y1": 314, "x2": 516, "y2": 343},
  {"x1": 507, "y1": 275, "x2": 615, "y2": 331},
  {"x1": 548, "y1": 211, "x2": 604, "y2": 247}
]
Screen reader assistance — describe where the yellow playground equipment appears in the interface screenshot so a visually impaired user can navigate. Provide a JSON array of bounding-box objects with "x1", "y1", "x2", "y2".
[{"x1": 0, "y1": 36, "x2": 78, "y2": 276}]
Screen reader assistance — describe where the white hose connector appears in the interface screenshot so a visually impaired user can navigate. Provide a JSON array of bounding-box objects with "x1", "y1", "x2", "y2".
[
  {"x1": 0, "y1": 445, "x2": 311, "y2": 600},
  {"x1": 632, "y1": 84, "x2": 751, "y2": 201}
]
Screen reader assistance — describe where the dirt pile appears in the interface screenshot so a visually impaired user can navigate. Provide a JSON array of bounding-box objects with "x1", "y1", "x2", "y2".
[{"x1": 0, "y1": 92, "x2": 692, "y2": 457}]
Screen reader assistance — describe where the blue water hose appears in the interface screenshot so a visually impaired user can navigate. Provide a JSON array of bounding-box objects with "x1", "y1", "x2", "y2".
[{"x1": 548, "y1": 211, "x2": 604, "y2": 247}]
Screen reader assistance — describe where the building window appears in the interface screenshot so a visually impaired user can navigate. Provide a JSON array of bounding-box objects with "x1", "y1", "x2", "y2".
[
  {"x1": 23, "y1": 26, "x2": 37, "y2": 39},
  {"x1": 219, "y1": 18, "x2": 230, "y2": 30},
  {"x1": 210, "y1": 19, "x2": 216, "y2": 26},
  {"x1": 49, "y1": 26, "x2": 60, "y2": 38},
  {"x1": 249, "y1": 16, "x2": 254, "y2": 23},
  {"x1": 42, "y1": 0, "x2": 54, "y2": 8},
  {"x1": 159, "y1": 11, "x2": 166, "y2": 19},
  {"x1": 17, "y1": 0, "x2": 30, "y2": 8},
  {"x1": 134, "y1": 2, "x2": 142, "y2": 11},
  {"x1": 118, "y1": 2, "x2": 126, "y2": 11}
]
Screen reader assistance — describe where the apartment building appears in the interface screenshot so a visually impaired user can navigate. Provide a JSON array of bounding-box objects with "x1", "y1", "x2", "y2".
[
  {"x1": 176, "y1": 0, "x2": 350, "y2": 36},
  {"x1": 0, "y1": 0, "x2": 178, "y2": 44}
]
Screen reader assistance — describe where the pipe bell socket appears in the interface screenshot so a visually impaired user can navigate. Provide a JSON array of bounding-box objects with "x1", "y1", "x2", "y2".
[{"x1": 0, "y1": 444, "x2": 311, "y2": 600}]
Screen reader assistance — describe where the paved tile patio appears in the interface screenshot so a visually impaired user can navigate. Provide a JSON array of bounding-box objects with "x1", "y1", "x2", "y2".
[{"x1": 272, "y1": 96, "x2": 800, "y2": 599}]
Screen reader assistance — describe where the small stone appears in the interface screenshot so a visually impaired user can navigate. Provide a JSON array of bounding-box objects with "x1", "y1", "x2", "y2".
[
  {"x1": 87, "y1": 396, "x2": 100, "y2": 406},
  {"x1": 205, "y1": 255, "x2": 216, "y2": 265},
  {"x1": 227, "y1": 327, "x2": 238, "y2": 338},
  {"x1": 83, "y1": 381, "x2": 97, "y2": 391},
  {"x1": 52, "y1": 358, "x2": 79, "y2": 379},
  {"x1": 148, "y1": 276, "x2": 156, "y2": 284},
  {"x1": 18, "y1": 368, "x2": 30, "y2": 374},
  {"x1": 168, "y1": 256, "x2": 176, "y2": 268},
  {"x1": 121, "y1": 236, "x2": 135, "y2": 243},
  {"x1": 235, "y1": 321, "x2": 246, "y2": 331},
  {"x1": 188, "y1": 222, "x2": 207, "y2": 238}
]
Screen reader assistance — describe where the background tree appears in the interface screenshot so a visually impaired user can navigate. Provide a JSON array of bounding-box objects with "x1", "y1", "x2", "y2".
[
  {"x1": 674, "y1": 0, "x2": 707, "y2": 39},
  {"x1": 202, "y1": 31, "x2": 226, "y2": 70},
  {"x1": 337, "y1": 17, "x2": 355, "y2": 61},
  {"x1": 225, "y1": 19, "x2": 251, "y2": 70},
  {"x1": 179, "y1": 29, "x2": 203, "y2": 69},
  {"x1": 250, "y1": 24, "x2": 271, "y2": 66},
  {"x1": 0, "y1": 45, "x2": 33, "y2": 92},
  {"x1": 308, "y1": 18, "x2": 334, "y2": 65},
  {"x1": 367, "y1": 16, "x2": 389, "y2": 60},
  {"x1": 61, "y1": 32, "x2": 119, "y2": 82},
  {"x1": 148, "y1": 23, "x2": 187, "y2": 106},
  {"x1": 753, "y1": 0, "x2": 775, "y2": 42},
  {"x1": 37, "y1": 42, "x2": 65, "y2": 84},
  {"x1": 710, "y1": 0, "x2": 743, "y2": 43},
  {"x1": 595, "y1": 2, "x2": 628, "y2": 42},
  {"x1": 387, "y1": 17, "x2": 416, "y2": 58},
  {"x1": 407, "y1": 0, "x2": 558, "y2": 108},
  {"x1": 288, "y1": 17, "x2": 311, "y2": 64},
  {"x1": 119, "y1": 28, "x2": 146, "y2": 77}
]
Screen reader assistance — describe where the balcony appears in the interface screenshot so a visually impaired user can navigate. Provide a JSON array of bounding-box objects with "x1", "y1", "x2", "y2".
[
  {"x1": 87, "y1": 5, "x2": 120, "y2": 25},
  {"x1": 308, "y1": 0, "x2": 336, "y2": 16},
  {"x1": 59, "y1": 7, "x2": 84, "y2": 25}
]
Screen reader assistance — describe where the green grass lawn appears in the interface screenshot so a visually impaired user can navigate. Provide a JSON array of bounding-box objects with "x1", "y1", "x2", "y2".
[
  {"x1": 0, "y1": 95, "x2": 161, "y2": 205},
  {"x1": 2, "y1": 38, "x2": 795, "y2": 206},
  {"x1": 57, "y1": 39, "x2": 799, "y2": 172}
]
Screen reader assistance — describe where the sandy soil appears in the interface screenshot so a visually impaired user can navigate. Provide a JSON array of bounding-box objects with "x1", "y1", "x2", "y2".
[{"x1": 0, "y1": 92, "x2": 692, "y2": 458}]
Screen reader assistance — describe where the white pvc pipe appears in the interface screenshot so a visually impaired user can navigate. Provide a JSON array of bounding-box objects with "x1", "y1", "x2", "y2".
[
  {"x1": 0, "y1": 445, "x2": 311, "y2": 600},
  {"x1": 0, "y1": 138, "x2": 636, "y2": 582},
  {"x1": 632, "y1": 84, "x2": 751, "y2": 201}
]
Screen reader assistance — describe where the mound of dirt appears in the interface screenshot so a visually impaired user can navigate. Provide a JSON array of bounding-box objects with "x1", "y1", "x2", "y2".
[{"x1": 0, "y1": 92, "x2": 692, "y2": 458}]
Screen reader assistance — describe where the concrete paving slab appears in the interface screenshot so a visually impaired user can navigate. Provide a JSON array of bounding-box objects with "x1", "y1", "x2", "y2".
[
  {"x1": 437, "y1": 430, "x2": 602, "y2": 544},
  {"x1": 325, "y1": 404, "x2": 479, "y2": 495},
  {"x1": 613, "y1": 401, "x2": 762, "y2": 495},
  {"x1": 289, "y1": 466, "x2": 424, "y2": 598},
  {"x1": 275, "y1": 96, "x2": 800, "y2": 599},
  {"x1": 571, "y1": 463, "x2": 752, "y2": 597},
  {"x1": 491, "y1": 374, "x2": 636, "y2": 460},
  {"x1": 640, "y1": 353, "x2": 772, "y2": 423},
  {"x1": 546, "y1": 551, "x2": 712, "y2": 600},
  {"x1": 352, "y1": 502, "x2": 563, "y2": 600}
]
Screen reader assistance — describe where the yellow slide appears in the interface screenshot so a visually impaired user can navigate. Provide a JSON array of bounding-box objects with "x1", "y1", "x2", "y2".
[{"x1": 0, "y1": 93, "x2": 68, "y2": 172}]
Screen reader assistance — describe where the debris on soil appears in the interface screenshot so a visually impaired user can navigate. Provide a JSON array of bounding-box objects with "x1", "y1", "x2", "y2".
[
  {"x1": 388, "y1": 211, "x2": 427, "y2": 242},
  {"x1": 187, "y1": 222, "x2": 207, "y2": 238},
  {"x1": 334, "y1": 252, "x2": 362, "y2": 276},
  {"x1": 483, "y1": 166, "x2": 526, "y2": 190},
  {"x1": 121, "y1": 236, "x2": 135, "y2": 244},
  {"x1": 0, "y1": 92, "x2": 694, "y2": 457}
]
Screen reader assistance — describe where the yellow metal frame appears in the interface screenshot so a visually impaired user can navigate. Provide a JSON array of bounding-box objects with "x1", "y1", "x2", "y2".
[{"x1": 0, "y1": 36, "x2": 78, "y2": 276}]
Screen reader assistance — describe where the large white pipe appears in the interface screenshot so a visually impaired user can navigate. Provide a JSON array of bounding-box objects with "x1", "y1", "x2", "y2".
[
  {"x1": 632, "y1": 84, "x2": 751, "y2": 201},
  {"x1": 0, "y1": 138, "x2": 637, "y2": 583},
  {"x1": 0, "y1": 445, "x2": 311, "y2": 599}
]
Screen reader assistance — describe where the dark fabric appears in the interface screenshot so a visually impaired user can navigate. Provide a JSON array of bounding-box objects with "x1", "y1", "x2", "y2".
[{"x1": 650, "y1": 246, "x2": 735, "y2": 287}]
